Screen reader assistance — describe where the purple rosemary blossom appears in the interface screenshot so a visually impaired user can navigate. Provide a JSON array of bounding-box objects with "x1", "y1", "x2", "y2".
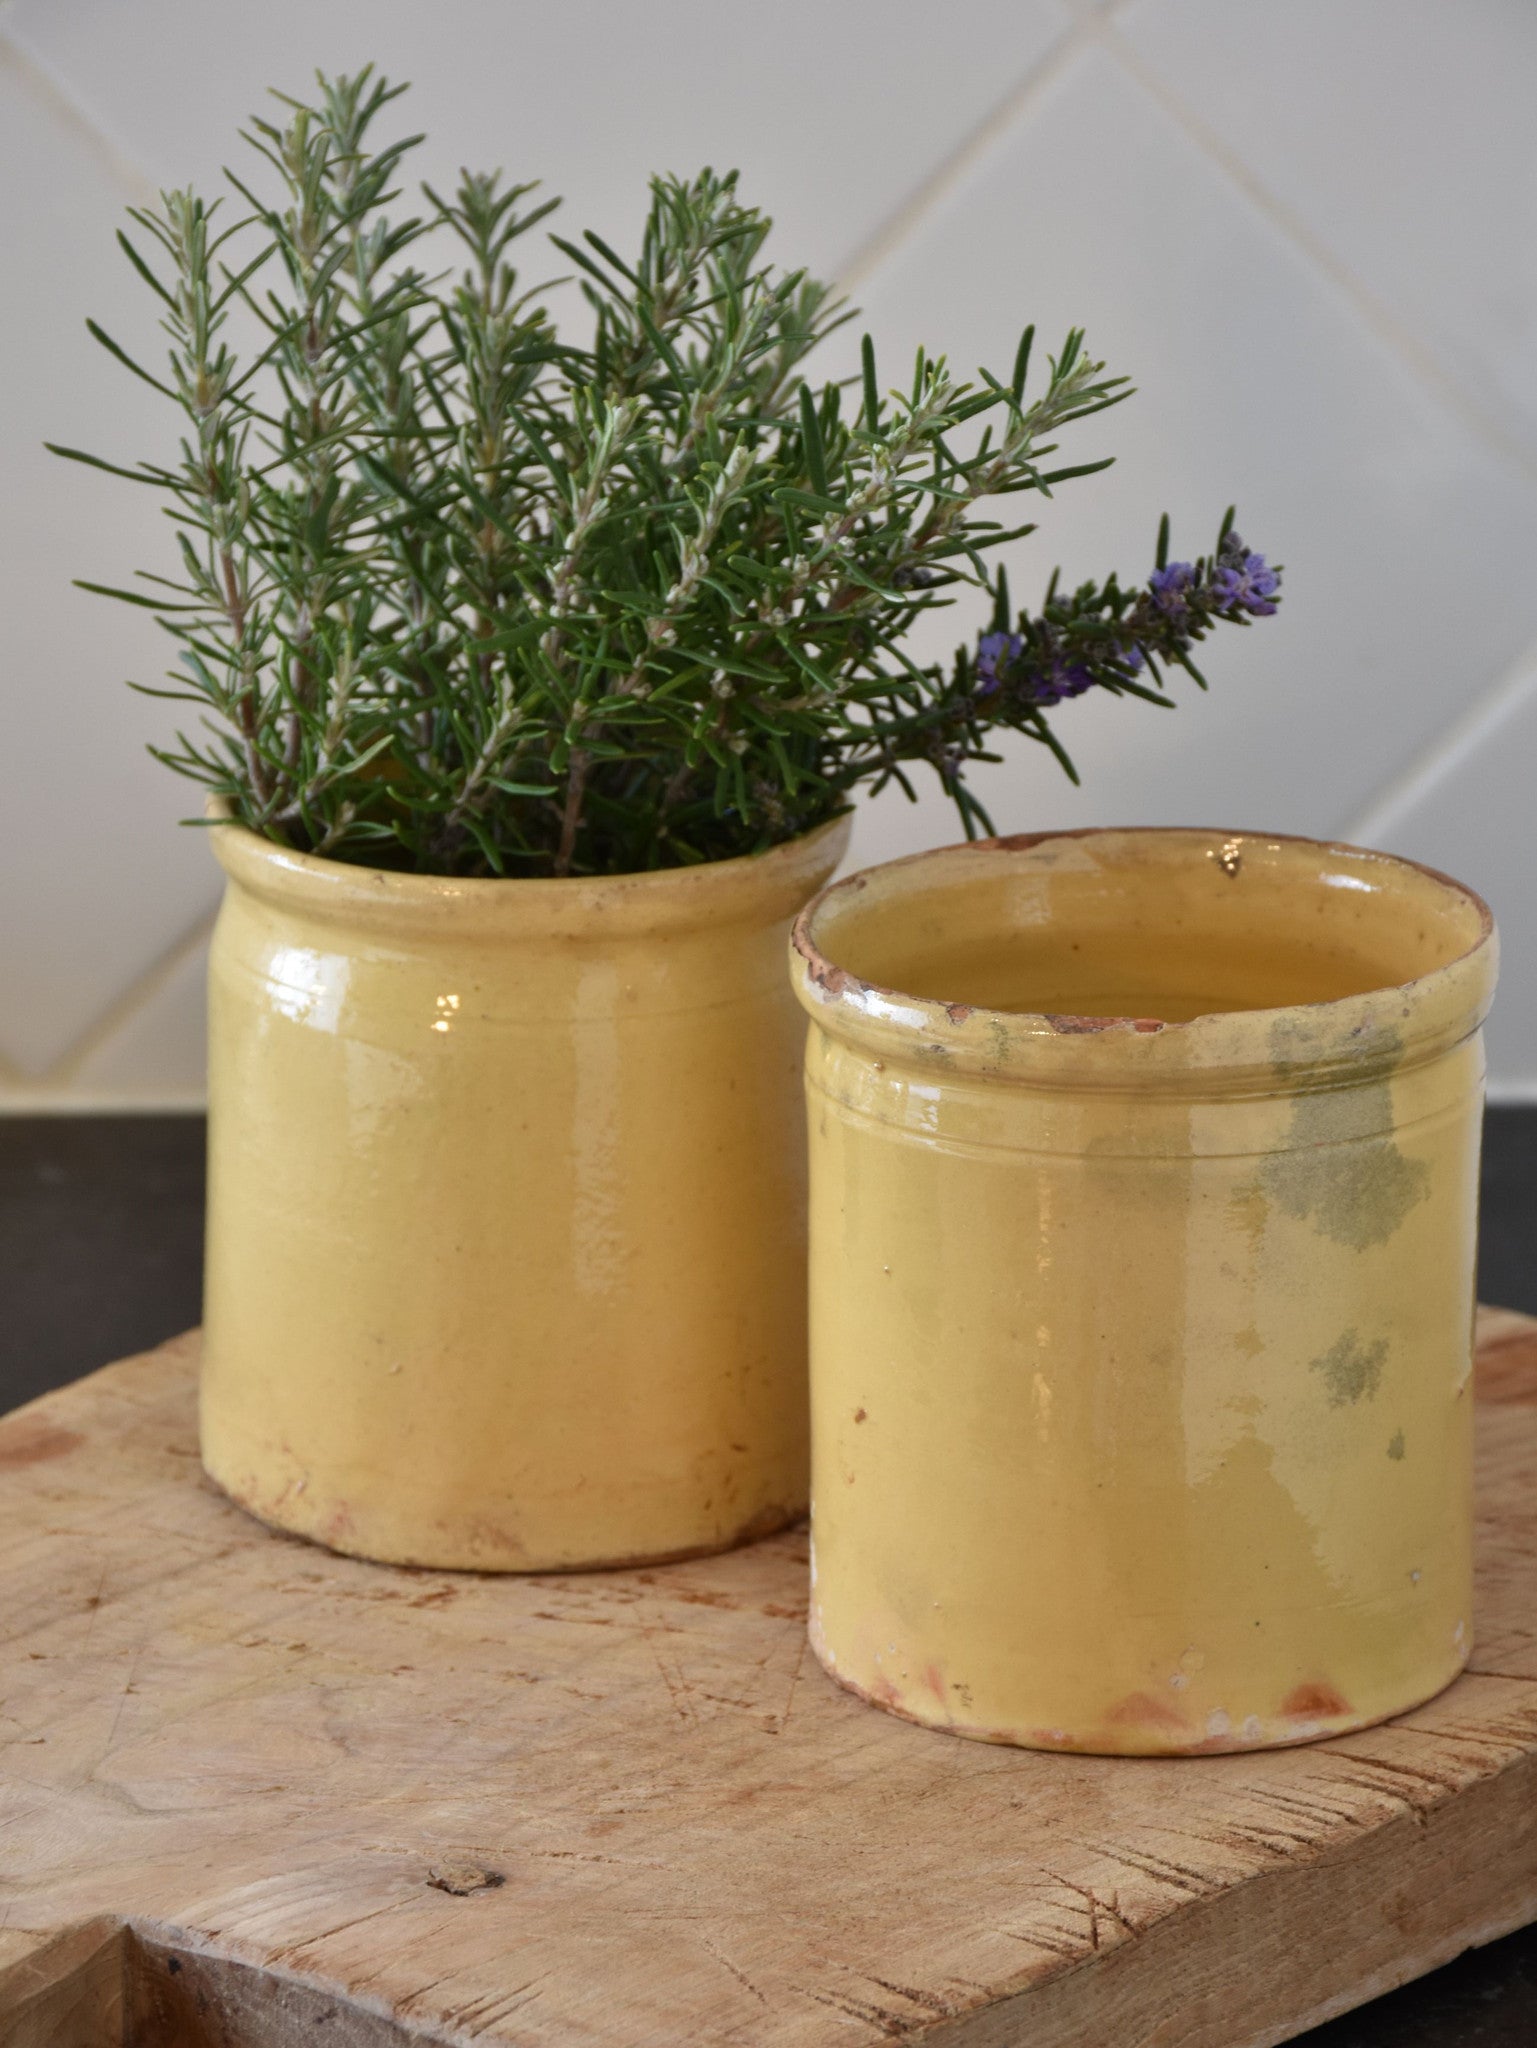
[
  {"x1": 951, "y1": 512, "x2": 1278, "y2": 807},
  {"x1": 1148, "y1": 561, "x2": 1195, "y2": 617},
  {"x1": 1020, "y1": 637, "x2": 1097, "y2": 706},
  {"x1": 975, "y1": 630, "x2": 1023, "y2": 697},
  {"x1": 1211, "y1": 533, "x2": 1280, "y2": 616}
]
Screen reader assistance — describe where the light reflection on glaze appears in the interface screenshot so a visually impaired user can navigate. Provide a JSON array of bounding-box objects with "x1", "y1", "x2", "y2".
[
  {"x1": 263, "y1": 945, "x2": 350, "y2": 1030},
  {"x1": 853, "y1": 988, "x2": 932, "y2": 1032}
]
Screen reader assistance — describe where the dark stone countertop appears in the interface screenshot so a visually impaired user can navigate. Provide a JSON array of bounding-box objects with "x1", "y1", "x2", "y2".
[{"x1": 2, "y1": 1108, "x2": 1534, "y2": 2045}]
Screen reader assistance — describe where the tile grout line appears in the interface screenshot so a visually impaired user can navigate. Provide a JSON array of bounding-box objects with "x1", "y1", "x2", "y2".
[
  {"x1": 834, "y1": 19, "x2": 1093, "y2": 292},
  {"x1": 0, "y1": 22, "x2": 157, "y2": 205},
  {"x1": 1090, "y1": 17, "x2": 1537, "y2": 488},
  {"x1": 1337, "y1": 635, "x2": 1537, "y2": 849},
  {"x1": 30, "y1": 906, "x2": 218, "y2": 1091}
]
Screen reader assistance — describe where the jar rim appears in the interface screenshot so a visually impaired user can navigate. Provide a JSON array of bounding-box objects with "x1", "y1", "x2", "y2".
[
  {"x1": 209, "y1": 805, "x2": 852, "y2": 940},
  {"x1": 790, "y1": 827, "x2": 1496, "y2": 1094}
]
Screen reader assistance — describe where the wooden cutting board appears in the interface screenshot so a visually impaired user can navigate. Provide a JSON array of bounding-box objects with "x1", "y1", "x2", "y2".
[{"x1": 2, "y1": 1311, "x2": 1534, "y2": 2048}]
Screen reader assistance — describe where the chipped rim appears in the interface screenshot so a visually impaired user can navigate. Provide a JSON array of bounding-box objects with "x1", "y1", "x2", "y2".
[{"x1": 789, "y1": 826, "x2": 1497, "y2": 1094}]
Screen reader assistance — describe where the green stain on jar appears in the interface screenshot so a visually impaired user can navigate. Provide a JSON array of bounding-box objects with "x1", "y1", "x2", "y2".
[
  {"x1": 1262, "y1": 1025, "x2": 1430, "y2": 1250},
  {"x1": 1312, "y1": 1329, "x2": 1388, "y2": 1407}
]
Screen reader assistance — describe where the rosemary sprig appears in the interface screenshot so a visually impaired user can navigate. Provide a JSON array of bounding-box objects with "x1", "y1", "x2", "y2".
[{"x1": 54, "y1": 67, "x2": 1280, "y2": 876}]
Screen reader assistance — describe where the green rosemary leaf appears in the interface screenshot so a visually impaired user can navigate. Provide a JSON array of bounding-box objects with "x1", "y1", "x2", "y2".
[
  {"x1": 1106, "y1": 673, "x2": 1179, "y2": 707},
  {"x1": 547, "y1": 233, "x2": 631, "y2": 302},
  {"x1": 73, "y1": 577, "x2": 203, "y2": 611},
  {"x1": 1029, "y1": 714, "x2": 1081, "y2": 786},
  {"x1": 125, "y1": 678, "x2": 210, "y2": 702},
  {"x1": 798, "y1": 385, "x2": 828, "y2": 497},
  {"x1": 45, "y1": 443, "x2": 177, "y2": 486},
  {"x1": 1036, "y1": 457, "x2": 1117, "y2": 487},
  {"x1": 860, "y1": 334, "x2": 880, "y2": 428},
  {"x1": 581, "y1": 229, "x2": 641, "y2": 285},
  {"x1": 1172, "y1": 648, "x2": 1210, "y2": 691},
  {"x1": 771, "y1": 485, "x2": 842, "y2": 516},
  {"x1": 114, "y1": 229, "x2": 177, "y2": 308},
  {"x1": 83, "y1": 320, "x2": 177, "y2": 397},
  {"x1": 1011, "y1": 325, "x2": 1035, "y2": 402}
]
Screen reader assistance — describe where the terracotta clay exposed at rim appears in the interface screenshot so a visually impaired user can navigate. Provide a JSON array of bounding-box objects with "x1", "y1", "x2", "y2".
[
  {"x1": 790, "y1": 824, "x2": 1494, "y2": 1049},
  {"x1": 1045, "y1": 1012, "x2": 1166, "y2": 1035}
]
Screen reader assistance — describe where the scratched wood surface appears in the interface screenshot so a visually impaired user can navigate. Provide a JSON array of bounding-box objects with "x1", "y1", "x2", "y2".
[{"x1": 1, "y1": 1313, "x2": 1534, "y2": 2048}]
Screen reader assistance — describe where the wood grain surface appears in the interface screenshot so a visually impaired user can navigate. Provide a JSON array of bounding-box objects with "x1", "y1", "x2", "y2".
[{"x1": 1, "y1": 1312, "x2": 1534, "y2": 2048}]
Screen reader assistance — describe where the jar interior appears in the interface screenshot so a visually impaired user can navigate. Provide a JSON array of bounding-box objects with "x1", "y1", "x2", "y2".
[{"x1": 817, "y1": 836, "x2": 1486, "y2": 1025}]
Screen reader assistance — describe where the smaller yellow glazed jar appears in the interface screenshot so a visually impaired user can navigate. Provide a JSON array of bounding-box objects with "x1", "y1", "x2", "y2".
[
  {"x1": 203, "y1": 812, "x2": 848, "y2": 1571},
  {"x1": 790, "y1": 828, "x2": 1496, "y2": 1754}
]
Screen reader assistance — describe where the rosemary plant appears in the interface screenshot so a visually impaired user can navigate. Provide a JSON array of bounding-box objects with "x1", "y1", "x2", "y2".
[{"x1": 54, "y1": 69, "x2": 1281, "y2": 877}]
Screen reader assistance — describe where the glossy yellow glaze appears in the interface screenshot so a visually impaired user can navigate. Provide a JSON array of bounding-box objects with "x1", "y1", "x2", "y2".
[
  {"x1": 202, "y1": 813, "x2": 849, "y2": 1570},
  {"x1": 791, "y1": 828, "x2": 1497, "y2": 1754}
]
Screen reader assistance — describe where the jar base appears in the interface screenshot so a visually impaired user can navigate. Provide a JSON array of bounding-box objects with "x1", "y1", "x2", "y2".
[
  {"x1": 808, "y1": 1620, "x2": 1471, "y2": 1757},
  {"x1": 204, "y1": 1456, "x2": 803, "y2": 1575}
]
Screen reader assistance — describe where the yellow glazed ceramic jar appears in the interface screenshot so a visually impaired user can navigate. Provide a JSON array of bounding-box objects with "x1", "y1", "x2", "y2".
[
  {"x1": 203, "y1": 812, "x2": 849, "y2": 1570},
  {"x1": 790, "y1": 828, "x2": 1496, "y2": 1754}
]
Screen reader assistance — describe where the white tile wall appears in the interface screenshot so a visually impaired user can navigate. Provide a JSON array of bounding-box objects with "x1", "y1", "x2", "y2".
[
  {"x1": 0, "y1": 40, "x2": 220, "y2": 1080},
  {"x1": 2, "y1": 0, "x2": 1071, "y2": 286},
  {"x1": 1117, "y1": 0, "x2": 1537, "y2": 465},
  {"x1": 0, "y1": 0, "x2": 1532, "y2": 1103}
]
